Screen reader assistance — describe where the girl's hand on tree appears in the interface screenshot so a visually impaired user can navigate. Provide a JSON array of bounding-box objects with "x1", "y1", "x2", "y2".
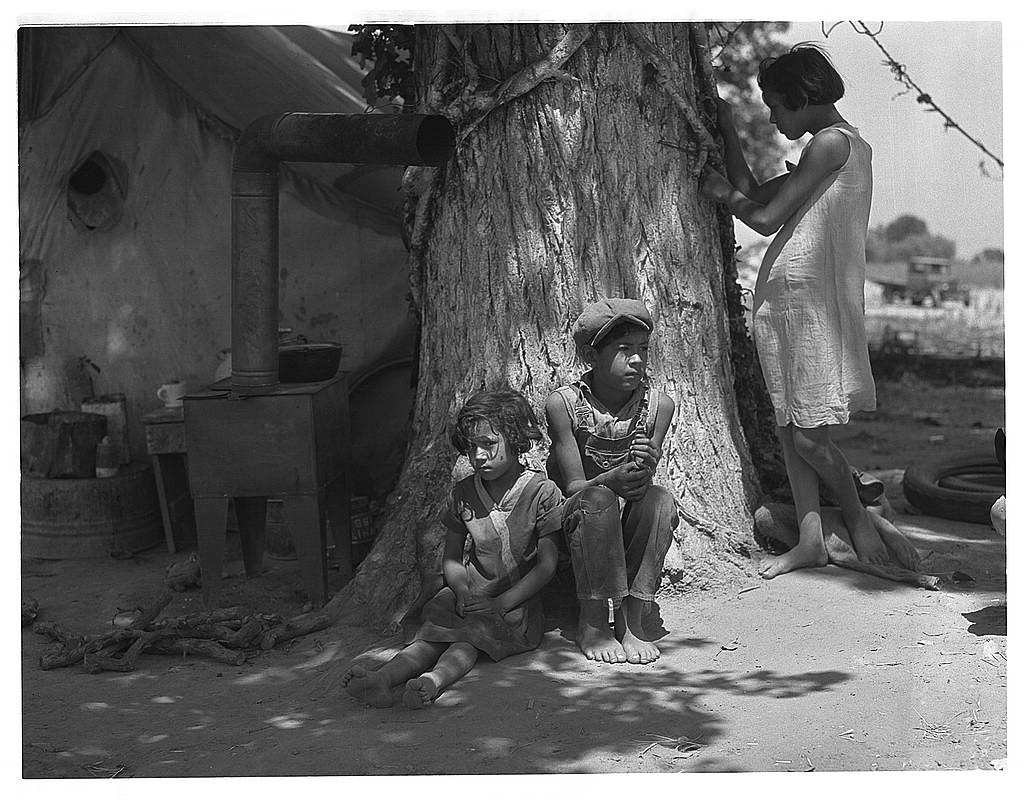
[{"x1": 700, "y1": 168, "x2": 733, "y2": 204}]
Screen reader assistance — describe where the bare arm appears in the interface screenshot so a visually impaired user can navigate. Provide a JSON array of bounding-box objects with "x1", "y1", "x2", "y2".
[
  {"x1": 703, "y1": 128, "x2": 850, "y2": 236},
  {"x1": 441, "y1": 527, "x2": 470, "y2": 609},
  {"x1": 715, "y1": 99, "x2": 790, "y2": 205},
  {"x1": 495, "y1": 538, "x2": 558, "y2": 613},
  {"x1": 544, "y1": 392, "x2": 651, "y2": 500}
]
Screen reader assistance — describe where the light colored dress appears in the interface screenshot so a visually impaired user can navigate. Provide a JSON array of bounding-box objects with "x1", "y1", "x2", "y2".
[{"x1": 752, "y1": 122, "x2": 876, "y2": 428}]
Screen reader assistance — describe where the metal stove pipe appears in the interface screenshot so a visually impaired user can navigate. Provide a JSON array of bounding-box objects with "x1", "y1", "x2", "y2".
[{"x1": 230, "y1": 113, "x2": 454, "y2": 388}]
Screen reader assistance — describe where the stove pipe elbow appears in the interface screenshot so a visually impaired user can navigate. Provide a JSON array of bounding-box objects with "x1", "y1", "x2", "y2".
[{"x1": 230, "y1": 113, "x2": 454, "y2": 388}]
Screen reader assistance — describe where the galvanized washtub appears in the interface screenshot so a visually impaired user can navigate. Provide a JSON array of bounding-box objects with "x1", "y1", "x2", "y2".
[{"x1": 22, "y1": 461, "x2": 164, "y2": 559}]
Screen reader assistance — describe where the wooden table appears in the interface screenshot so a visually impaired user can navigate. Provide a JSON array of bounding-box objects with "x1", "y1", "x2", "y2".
[{"x1": 141, "y1": 406, "x2": 196, "y2": 553}]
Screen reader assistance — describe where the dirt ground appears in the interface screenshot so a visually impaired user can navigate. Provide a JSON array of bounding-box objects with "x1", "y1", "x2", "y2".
[{"x1": 21, "y1": 377, "x2": 1006, "y2": 778}]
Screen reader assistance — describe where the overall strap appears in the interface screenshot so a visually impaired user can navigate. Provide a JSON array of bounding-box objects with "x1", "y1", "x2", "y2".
[{"x1": 556, "y1": 383, "x2": 594, "y2": 432}]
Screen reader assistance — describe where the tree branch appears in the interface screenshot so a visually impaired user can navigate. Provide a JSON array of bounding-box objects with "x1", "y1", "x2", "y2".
[
  {"x1": 447, "y1": 24, "x2": 595, "y2": 144},
  {"x1": 626, "y1": 23, "x2": 720, "y2": 177},
  {"x1": 403, "y1": 165, "x2": 443, "y2": 313},
  {"x1": 442, "y1": 25, "x2": 480, "y2": 91}
]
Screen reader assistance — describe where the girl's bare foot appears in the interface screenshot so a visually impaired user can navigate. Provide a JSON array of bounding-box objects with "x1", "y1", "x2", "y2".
[
  {"x1": 402, "y1": 674, "x2": 440, "y2": 709},
  {"x1": 758, "y1": 537, "x2": 828, "y2": 579},
  {"x1": 341, "y1": 665, "x2": 394, "y2": 708}
]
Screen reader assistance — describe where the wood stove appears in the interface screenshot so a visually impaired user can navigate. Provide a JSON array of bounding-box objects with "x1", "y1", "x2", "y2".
[{"x1": 184, "y1": 113, "x2": 454, "y2": 607}]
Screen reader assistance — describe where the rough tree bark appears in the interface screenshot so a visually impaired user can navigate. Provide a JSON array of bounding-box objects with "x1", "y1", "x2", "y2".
[{"x1": 314, "y1": 22, "x2": 779, "y2": 634}]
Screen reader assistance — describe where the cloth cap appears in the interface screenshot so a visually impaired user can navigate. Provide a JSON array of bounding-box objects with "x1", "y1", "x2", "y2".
[{"x1": 572, "y1": 298, "x2": 653, "y2": 349}]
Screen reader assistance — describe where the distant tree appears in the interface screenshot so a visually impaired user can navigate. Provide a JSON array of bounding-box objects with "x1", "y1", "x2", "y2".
[
  {"x1": 866, "y1": 215, "x2": 957, "y2": 263},
  {"x1": 972, "y1": 247, "x2": 1004, "y2": 263},
  {"x1": 885, "y1": 232, "x2": 956, "y2": 262},
  {"x1": 865, "y1": 226, "x2": 888, "y2": 263},
  {"x1": 883, "y1": 214, "x2": 929, "y2": 243}
]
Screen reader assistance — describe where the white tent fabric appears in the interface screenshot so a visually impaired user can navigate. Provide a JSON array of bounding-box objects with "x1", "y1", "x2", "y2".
[{"x1": 19, "y1": 26, "x2": 414, "y2": 458}]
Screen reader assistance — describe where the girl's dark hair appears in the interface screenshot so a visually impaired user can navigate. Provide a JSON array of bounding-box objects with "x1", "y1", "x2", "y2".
[
  {"x1": 757, "y1": 44, "x2": 845, "y2": 110},
  {"x1": 450, "y1": 386, "x2": 544, "y2": 456}
]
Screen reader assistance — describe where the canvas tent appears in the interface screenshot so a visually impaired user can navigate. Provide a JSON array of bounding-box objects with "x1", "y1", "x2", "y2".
[{"x1": 19, "y1": 26, "x2": 415, "y2": 496}]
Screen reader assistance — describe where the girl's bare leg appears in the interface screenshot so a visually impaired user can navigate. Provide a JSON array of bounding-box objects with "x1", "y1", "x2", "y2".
[
  {"x1": 402, "y1": 641, "x2": 479, "y2": 709},
  {"x1": 760, "y1": 425, "x2": 829, "y2": 578},
  {"x1": 342, "y1": 640, "x2": 446, "y2": 707},
  {"x1": 790, "y1": 426, "x2": 889, "y2": 565}
]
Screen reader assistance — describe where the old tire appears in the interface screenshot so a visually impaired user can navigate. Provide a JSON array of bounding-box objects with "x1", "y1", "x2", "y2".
[{"x1": 903, "y1": 452, "x2": 1004, "y2": 524}]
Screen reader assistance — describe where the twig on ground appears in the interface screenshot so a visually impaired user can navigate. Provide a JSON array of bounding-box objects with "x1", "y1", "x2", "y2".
[
  {"x1": 636, "y1": 732, "x2": 705, "y2": 758},
  {"x1": 34, "y1": 590, "x2": 267, "y2": 672}
]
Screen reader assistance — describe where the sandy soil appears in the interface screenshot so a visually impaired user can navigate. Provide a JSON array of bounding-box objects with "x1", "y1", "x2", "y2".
[{"x1": 21, "y1": 379, "x2": 1006, "y2": 777}]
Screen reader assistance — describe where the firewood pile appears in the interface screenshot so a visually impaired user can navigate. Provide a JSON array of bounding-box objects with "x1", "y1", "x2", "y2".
[{"x1": 31, "y1": 590, "x2": 284, "y2": 673}]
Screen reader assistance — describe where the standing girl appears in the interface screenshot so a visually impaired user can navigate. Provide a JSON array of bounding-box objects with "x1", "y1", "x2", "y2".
[
  {"x1": 342, "y1": 387, "x2": 563, "y2": 707},
  {"x1": 701, "y1": 45, "x2": 890, "y2": 578}
]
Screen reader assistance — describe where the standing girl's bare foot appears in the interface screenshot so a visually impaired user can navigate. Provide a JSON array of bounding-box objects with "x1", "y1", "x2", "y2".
[
  {"x1": 872, "y1": 513, "x2": 920, "y2": 570},
  {"x1": 402, "y1": 674, "x2": 441, "y2": 709},
  {"x1": 341, "y1": 665, "x2": 395, "y2": 708},
  {"x1": 758, "y1": 536, "x2": 828, "y2": 579},
  {"x1": 849, "y1": 510, "x2": 890, "y2": 565}
]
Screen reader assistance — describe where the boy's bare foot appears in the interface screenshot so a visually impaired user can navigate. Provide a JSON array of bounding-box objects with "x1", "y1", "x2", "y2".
[
  {"x1": 758, "y1": 537, "x2": 828, "y2": 579},
  {"x1": 341, "y1": 664, "x2": 394, "y2": 708},
  {"x1": 402, "y1": 675, "x2": 441, "y2": 709},
  {"x1": 577, "y1": 621, "x2": 627, "y2": 663},
  {"x1": 849, "y1": 511, "x2": 890, "y2": 565},
  {"x1": 619, "y1": 630, "x2": 659, "y2": 663},
  {"x1": 615, "y1": 597, "x2": 660, "y2": 663},
  {"x1": 576, "y1": 601, "x2": 626, "y2": 662}
]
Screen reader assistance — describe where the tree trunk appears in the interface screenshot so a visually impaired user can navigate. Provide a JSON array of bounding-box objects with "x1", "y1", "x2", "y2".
[{"x1": 335, "y1": 22, "x2": 772, "y2": 631}]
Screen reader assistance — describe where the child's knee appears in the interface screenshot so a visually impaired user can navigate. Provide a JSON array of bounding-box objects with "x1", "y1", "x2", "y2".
[
  {"x1": 576, "y1": 484, "x2": 619, "y2": 513},
  {"x1": 640, "y1": 485, "x2": 678, "y2": 520}
]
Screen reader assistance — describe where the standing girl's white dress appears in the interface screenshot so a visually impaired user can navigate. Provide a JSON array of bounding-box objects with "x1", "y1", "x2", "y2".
[{"x1": 752, "y1": 122, "x2": 876, "y2": 428}]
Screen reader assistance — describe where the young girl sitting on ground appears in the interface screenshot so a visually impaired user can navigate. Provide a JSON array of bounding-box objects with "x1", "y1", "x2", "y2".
[
  {"x1": 342, "y1": 386, "x2": 563, "y2": 708},
  {"x1": 701, "y1": 44, "x2": 894, "y2": 579}
]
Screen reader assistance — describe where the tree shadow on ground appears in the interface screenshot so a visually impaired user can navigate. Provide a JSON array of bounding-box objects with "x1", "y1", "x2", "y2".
[
  {"x1": 23, "y1": 615, "x2": 852, "y2": 777},
  {"x1": 277, "y1": 626, "x2": 854, "y2": 775},
  {"x1": 962, "y1": 605, "x2": 1006, "y2": 636}
]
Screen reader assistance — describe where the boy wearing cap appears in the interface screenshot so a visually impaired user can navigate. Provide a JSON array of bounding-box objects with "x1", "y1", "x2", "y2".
[{"x1": 545, "y1": 298, "x2": 678, "y2": 664}]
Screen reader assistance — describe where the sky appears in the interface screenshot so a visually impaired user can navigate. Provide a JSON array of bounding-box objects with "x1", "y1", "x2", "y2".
[{"x1": 733, "y1": 19, "x2": 1004, "y2": 260}]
